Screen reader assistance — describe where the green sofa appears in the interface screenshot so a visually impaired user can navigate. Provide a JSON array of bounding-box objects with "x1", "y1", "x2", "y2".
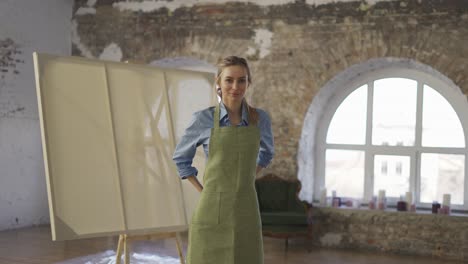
[{"x1": 255, "y1": 174, "x2": 313, "y2": 250}]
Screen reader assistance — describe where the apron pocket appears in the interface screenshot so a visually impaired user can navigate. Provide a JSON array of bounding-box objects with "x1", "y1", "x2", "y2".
[{"x1": 191, "y1": 191, "x2": 220, "y2": 225}]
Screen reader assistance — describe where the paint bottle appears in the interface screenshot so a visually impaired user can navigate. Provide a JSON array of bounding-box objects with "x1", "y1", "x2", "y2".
[
  {"x1": 441, "y1": 194, "x2": 451, "y2": 215},
  {"x1": 332, "y1": 197, "x2": 341, "y2": 208},
  {"x1": 397, "y1": 195, "x2": 407, "y2": 211},
  {"x1": 377, "y1": 190, "x2": 386, "y2": 210},
  {"x1": 432, "y1": 201, "x2": 441, "y2": 214},
  {"x1": 368, "y1": 196, "x2": 376, "y2": 210},
  {"x1": 331, "y1": 190, "x2": 340, "y2": 207},
  {"x1": 405, "y1": 192, "x2": 414, "y2": 212},
  {"x1": 320, "y1": 187, "x2": 327, "y2": 206}
]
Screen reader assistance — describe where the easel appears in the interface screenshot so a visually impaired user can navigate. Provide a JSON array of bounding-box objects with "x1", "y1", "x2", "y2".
[{"x1": 115, "y1": 231, "x2": 185, "y2": 264}]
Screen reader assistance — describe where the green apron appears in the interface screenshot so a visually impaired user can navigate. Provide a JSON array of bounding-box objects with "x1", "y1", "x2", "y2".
[{"x1": 187, "y1": 103, "x2": 263, "y2": 264}]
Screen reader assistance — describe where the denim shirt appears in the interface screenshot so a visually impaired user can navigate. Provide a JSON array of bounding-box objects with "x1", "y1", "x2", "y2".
[{"x1": 172, "y1": 102, "x2": 275, "y2": 179}]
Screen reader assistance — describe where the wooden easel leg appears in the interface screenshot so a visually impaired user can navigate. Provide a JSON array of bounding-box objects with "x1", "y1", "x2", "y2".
[
  {"x1": 124, "y1": 234, "x2": 130, "y2": 264},
  {"x1": 175, "y1": 232, "x2": 185, "y2": 264},
  {"x1": 116, "y1": 234, "x2": 124, "y2": 264}
]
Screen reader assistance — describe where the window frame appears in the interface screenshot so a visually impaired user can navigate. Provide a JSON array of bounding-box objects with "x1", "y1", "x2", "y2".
[{"x1": 315, "y1": 68, "x2": 468, "y2": 210}]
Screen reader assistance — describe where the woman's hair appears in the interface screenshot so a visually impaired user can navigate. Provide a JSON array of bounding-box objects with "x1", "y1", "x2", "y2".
[{"x1": 215, "y1": 55, "x2": 258, "y2": 124}]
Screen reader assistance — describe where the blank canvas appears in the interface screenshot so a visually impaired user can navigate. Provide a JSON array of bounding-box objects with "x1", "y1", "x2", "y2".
[{"x1": 33, "y1": 53, "x2": 216, "y2": 241}]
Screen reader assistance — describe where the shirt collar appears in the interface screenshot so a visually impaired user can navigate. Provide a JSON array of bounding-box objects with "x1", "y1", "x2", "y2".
[{"x1": 219, "y1": 100, "x2": 249, "y2": 124}]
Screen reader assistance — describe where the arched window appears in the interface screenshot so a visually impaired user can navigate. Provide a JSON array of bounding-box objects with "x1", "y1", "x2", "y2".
[{"x1": 299, "y1": 59, "x2": 468, "y2": 211}]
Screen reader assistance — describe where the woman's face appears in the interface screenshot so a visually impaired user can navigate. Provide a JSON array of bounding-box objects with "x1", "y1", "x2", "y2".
[{"x1": 218, "y1": 65, "x2": 249, "y2": 104}]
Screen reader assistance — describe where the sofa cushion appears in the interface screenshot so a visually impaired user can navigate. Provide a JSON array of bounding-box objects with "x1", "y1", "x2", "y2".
[
  {"x1": 261, "y1": 211, "x2": 307, "y2": 226},
  {"x1": 286, "y1": 182, "x2": 306, "y2": 212},
  {"x1": 256, "y1": 180, "x2": 289, "y2": 211}
]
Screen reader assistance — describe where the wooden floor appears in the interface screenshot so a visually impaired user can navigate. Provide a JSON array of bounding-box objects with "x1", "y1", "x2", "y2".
[{"x1": 0, "y1": 226, "x2": 463, "y2": 264}]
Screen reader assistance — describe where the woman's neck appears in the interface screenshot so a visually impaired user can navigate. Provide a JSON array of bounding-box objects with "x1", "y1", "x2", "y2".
[{"x1": 222, "y1": 98, "x2": 242, "y2": 123}]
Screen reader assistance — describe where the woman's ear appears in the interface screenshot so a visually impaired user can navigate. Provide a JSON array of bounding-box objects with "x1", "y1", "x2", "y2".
[{"x1": 215, "y1": 77, "x2": 222, "y2": 95}]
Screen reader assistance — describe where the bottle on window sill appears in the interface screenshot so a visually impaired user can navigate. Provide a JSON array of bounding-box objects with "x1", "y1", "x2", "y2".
[
  {"x1": 319, "y1": 187, "x2": 327, "y2": 207},
  {"x1": 405, "y1": 192, "x2": 416, "y2": 212},
  {"x1": 377, "y1": 190, "x2": 386, "y2": 210},
  {"x1": 377, "y1": 199, "x2": 387, "y2": 210},
  {"x1": 440, "y1": 194, "x2": 451, "y2": 215},
  {"x1": 432, "y1": 201, "x2": 441, "y2": 214},
  {"x1": 438, "y1": 205, "x2": 451, "y2": 215},
  {"x1": 332, "y1": 197, "x2": 341, "y2": 208},
  {"x1": 368, "y1": 196, "x2": 376, "y2": 210},
  {"x1": 397, "y1": 201, "x2": 407, "y2": 211}
]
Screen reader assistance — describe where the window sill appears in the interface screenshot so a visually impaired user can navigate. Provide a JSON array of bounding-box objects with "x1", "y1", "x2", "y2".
[{"x1": 312, "y1": 203, "x2": 468, "y2": 218}]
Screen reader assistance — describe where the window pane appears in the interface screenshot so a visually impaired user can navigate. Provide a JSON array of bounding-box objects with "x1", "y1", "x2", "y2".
[
  {"x1": 420, "y1": 154, "x2": 464, "y2": 205},
  {"x1": 422, "y1": 85, "x2": 465, "y2": 148},
  {"x1": 372, "y1": 78, "x2": 417, "y2": 146},
  {"x1": 374, "y1": 155, "x2": 410, "y2": 197},
  {"x1": 325, "y1": 149, "x2": 364, "y2": 198},
  {"x1": 327, "y1": 85, "x2": 367, "y2": 144}
]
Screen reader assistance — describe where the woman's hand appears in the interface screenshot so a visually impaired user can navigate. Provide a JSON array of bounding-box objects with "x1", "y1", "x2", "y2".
[{"x1": 187, "y1": 175, "x2": 203, "y2": 193}]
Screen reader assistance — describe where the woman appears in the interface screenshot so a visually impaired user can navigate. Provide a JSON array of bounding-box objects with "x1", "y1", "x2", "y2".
[{"x1": 172, "y1": 56, "x2": 274, "y2": 264}]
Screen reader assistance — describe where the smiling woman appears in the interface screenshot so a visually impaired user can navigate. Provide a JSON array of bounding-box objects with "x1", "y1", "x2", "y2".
[{"x1": 172, "y1": 55, "x2": 275, "y2": 264}]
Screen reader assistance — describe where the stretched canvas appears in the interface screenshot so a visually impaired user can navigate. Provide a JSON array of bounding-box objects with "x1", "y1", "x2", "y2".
[{"x1": 33, "y1": 53, "x2": 216, "y2": 241}]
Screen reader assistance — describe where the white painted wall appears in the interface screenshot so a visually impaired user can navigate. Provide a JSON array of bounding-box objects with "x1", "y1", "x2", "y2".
[{"x1": 0, "y1": 0, "x2": 73, "y2": 231}]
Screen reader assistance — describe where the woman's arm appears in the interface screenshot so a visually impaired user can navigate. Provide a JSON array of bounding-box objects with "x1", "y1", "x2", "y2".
[
  {"x1": 172, "y1": 111, "x2": 205, "y2": 185},
  {"x1": 187, "y1": 175, "x2": 203, "y2": 193},
  {"x1": 256, "y1": 165, "x2": 263, "y2": 176},
  {"x1": 256, "y1": 109, "x2": 275, "y2": 172}
]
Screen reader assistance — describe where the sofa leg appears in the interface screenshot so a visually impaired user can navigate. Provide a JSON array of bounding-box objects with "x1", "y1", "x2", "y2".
[{"x1": 306, "y1": 236, "x2": 312, "y2": 253}]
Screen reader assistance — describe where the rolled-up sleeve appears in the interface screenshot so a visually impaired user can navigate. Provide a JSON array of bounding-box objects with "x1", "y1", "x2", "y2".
[
  {"x1": 257, "y1": 109, "x2": 274, "y2": 168},
  {"x1": 173, "y1": 112, "x2": 202, "y2": 179}
]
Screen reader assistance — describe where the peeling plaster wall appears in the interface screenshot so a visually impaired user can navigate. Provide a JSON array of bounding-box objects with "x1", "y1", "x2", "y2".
[{"x1": 0, "y1": 0, "x2": 73, "y2": 231}]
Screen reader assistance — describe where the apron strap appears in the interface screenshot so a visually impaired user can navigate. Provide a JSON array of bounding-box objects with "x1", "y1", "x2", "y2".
[{"x1": 214, "y1": 101, "x2": 258, "y2": 128}]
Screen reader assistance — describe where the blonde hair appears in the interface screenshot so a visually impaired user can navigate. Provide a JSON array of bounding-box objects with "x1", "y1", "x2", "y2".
[{"x1": 215, "y1": 56, "x2": 258, "y2": 124}]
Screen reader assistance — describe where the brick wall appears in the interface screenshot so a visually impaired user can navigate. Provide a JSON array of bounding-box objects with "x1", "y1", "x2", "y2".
[{"x1": 312, "y1": 207, "x2": 468, "y2": 261}]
